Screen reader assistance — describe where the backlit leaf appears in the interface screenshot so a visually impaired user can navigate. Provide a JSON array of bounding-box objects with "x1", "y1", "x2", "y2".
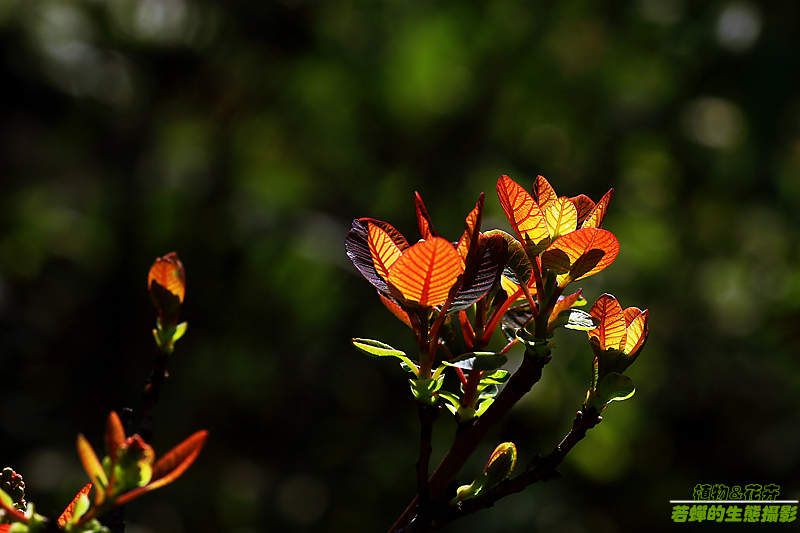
[
  {"x1": 484, "y1": 229, "x2": 531, "y2": 286},
  {"x1": 387, "y1": 237, "x2": 464, "y2": 307},
  {"x1": 540, "y1": 227, "x2": 619, "y2": 284},
  {"x1": 58, "y1": 482, "x2": 93, "y2": 527},
  {"x1": 379, "y1": 294, "x2": 413, "y2": 328},
  {"x1": 544, "y1": 197, "x2": 578, "y2": 240},
  {"x1": 450, "y1": 233, "x2": 507, "y2": 313},
  {"x1": 353, "y1": 338, "x2": 418, "y2": 373},
  {"x1": 444, "y1": 352, "x2": 508, "y2": 371},
  {"x1": 105, "y1": 411, "x2": 126, "y2": 462},
  {"x1": 352, "y1": 338, "x2": 407, "y2": 358},
  {"x1": 554, "y1": 308, "x2": 597, "y2": 331},
  {"x1": 496, "y1": 175, "x2": 550, "y2": 255},
  {"x1": 596, "y1": 373, "x2": 635, "y2": 403},
  {"x1": 623, "y1": 307, "x2": 649, "y2": 356},
  {"x1": 368, "y1": 222, "x2": 404, "y2": 281},
  {"x1": 550, "y1": 289, "x2": 585, "y2": 320},
  {"x1": 581, "y1": 188, "x2": 614, "y2": 229},
  {"x1": 588, "y1": 294, "x2": 626, "y2": 352},
  {"x1": 571, "y1": 194, "x2": 596, "y2": 227},
  {"x1": 115, "y1": 430, "x2": 208, "y2": 506},
  {"x1": 532, "y1": 175, "x2": 557, "y2": 208},
  {"x1": 77, "y1": 434, "x2": 108, "y2": 489},
  {"x1": 414, "y1": 192, "x2": 438, "y2": 239},
  {"x1": 148, "y1": 252, "x2": 186, "y2": 303},
  {"x1": 345, "y1": 218, "x2": 409, "y2": 294},
  {"x1": 456, "y1": 194, "x2": 484, "y2": 262}
]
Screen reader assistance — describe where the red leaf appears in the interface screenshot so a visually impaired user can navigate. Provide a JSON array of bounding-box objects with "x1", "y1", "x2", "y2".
[
  {"x1": 496, "y1": 175, "x2": 549, "y2": 254},
  {"x1": 387, "y1": 238, "x2": 464, "y2": 307},
  {"x1": 114, "y1": 430, "x2": 208, "y2": 507},
  {"x1": 367, "y1": 222, "x2": 404, "y2": 281},
  {"x1": 414, "y1": 192, "x2": 438, "y2": 239},
  {"x1": 581, "y1": 188, "x2": 614, "y2": 229},
  {"x1": 105, "y1": 411, "x2": 126, "y2": 462},
  {"x1": 77, "y1": 434, "x2": 108, "y2": 490},
  {"x1": 543, "y1": 197, "x2": 578, "y2": 240},
  {"x1": 148, "y1": 252, "x2": 186, "y2": 303},
  {"x1": 540, "y1": 227, "x2": 619, "y2": 285},
  {"x1": 345, "y1": 218, "x2": 409, "y2": 296},
  {"x1": 588, "y1": 294, "x2": 626, "y2": 352},
  {"x1": 379, "y1": 293, "x2": 413, "y2": 329},
  {"x1": 570, "y1": 194, "x2": 596, "y2": 227},
  {"x1": 58, "y1": 482, "x2": 93, "y2": 527},
  {"x1": 549, "y1": 289, "x2": 584, "y2": 326},
  {"x1": 456, "y1": 194, "x2": 484, "y2": 262},
  {"x1": 532, "y1": 175, "x2": 557, "y2": 208},
  {"x1": 623, "y1": 307, "x2": 649, "y2": 356}
]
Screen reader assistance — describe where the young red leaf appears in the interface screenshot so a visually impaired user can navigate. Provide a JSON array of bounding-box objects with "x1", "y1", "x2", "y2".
[
  {"x1": 588, "y1": 294, "x2": 626, "y2": 352},
  {"x1": 549, "y1": 289, "x2": 584, "y2": 325},
  {"x1": 114, "y1": 430, "x2": 208, "y2": 506},
  {"x1": 414, "y1": 192, "x2": 438, "y2": 239},
  {"x1": 544, "y1": 197, "x2": 578, "y2": 240},
  {"x1": 367, "y1": 222, "x2": 404, "y2": 281},
  {"x1": 345, "y1": 218, "x2": 409, "y2": 296},
  {"x1": 580, "y1": 188, "x2": 614, "y2": 229},
  {"x1": 456, "y1": 194, "x2": 484, "y2": 262},
  {"x1": 387, "y1": 237, "x2": 464, "y2": 308},
  {"x1": 623, "y1": 307, "x2": 649, "y2": 357},
  {"x1": 570, "y1": 194, "x2": 596, "y2": 227},
  {"x1": 540, "y1": 227, "x2": 619, "y2": 285},
  {"x1": 450, "y1": 233, "x2": 507, "y2": 313},
  {"x1": 496, "y1": 175, "x2": 549, "y2": 255},
  {"x1": 58, "y1": 482, "x2": 93, "y2": 527},
  {"x1": 532, "y1": 175, "x2": 557, "y2": 208},
  {"x1": 379, "y1": 293, "x2": 413, "y2": 329},
  {"x1": 105, "y1": 411, "x2": 126, "y2": 462},
  {"x1": 148, "y1": 252, "x2": 186, "y2": 303},
  {"x1": 77, "y1": 434, "x2": 108, "y2": 490}
]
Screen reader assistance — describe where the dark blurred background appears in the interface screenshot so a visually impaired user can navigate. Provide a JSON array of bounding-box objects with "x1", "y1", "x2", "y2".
[{"x1": 1, "y1": 0, "x2": 799, "y2": 532}]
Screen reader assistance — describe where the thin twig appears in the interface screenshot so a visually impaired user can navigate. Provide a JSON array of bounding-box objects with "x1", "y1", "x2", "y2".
[{"x1": 389, "y1": 349, "x2": 551, "y2": 532}]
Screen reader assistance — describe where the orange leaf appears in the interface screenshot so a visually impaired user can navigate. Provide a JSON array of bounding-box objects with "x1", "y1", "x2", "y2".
[
  {"x1": 148, "y1": 252, "x2": 186, "y2": 303},
  {"x1": 414, "y1": 192, "x2": 438, "y2": 239},
  {"x1": 549, "y1": 289, "x2": 584, "y2": 325},
  {"x1": 500, "y1": 275, "x2": 527, "y2": 302},
  {"x1": 544, "y1": 197, "x2": 578, "y2": 240},
  {"x1": 571, "y1": 194, "x2": 596, "y2": 227},
  {"x1": 380, "y1": 293, "x2": 413, "y2": 329},
  {"x1": 387, "y1": 237, "x2": 464, "y2": 307},
  {"x1": 496, "y1": 175, "x2": 549, "y2": 254},
  {"x1": 540, "y1": 227, "x2": 619, "y2": 285},
  {"x1": 588, "y1": 294, "x2": 626, "y2": 352},
  {"x1": 114, "y1": 430, "x2": 208, "y2": 507},
  {"x1": 624, "y1": 307, "x2": 649, "y2": 356},
  {"x1": 367, "y1": 222, "x2": 404, "y2": 281},
  {"x1": 105, "y1": 411, "x2": 126, "y2": 462},
  {"x1": 58, "y1": 482, "x2": 93, "y2": 527},
  {"x1": 456, "y1": 194, "x2": 484, "y2": 262},
  {"x1": 532, "y1": 175, "x2": 557, "y2": 208},
  {"x1": 77, "y1": 434, "x2": 108, "y2": 489},
  {"x1": 580, "y1": 188, "x2": 614, "y2": 229}
]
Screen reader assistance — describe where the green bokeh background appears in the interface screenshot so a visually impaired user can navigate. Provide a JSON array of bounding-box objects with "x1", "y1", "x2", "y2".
[{"x1": 1, "y1": 0, "x2": 799, "y2": 531}]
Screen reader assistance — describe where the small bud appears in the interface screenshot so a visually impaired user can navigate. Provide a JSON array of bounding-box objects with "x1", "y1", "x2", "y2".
[
  {"x1": 148, "y1": 252, "x2": 186, "y2": 328},
  {"x1": 452, "y1": 442, "x2": 517, "y2": 503}
]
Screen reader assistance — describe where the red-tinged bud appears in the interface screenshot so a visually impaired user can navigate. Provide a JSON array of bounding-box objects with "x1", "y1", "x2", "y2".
[{"x1": 148, "y1": 252, "x2": 186, "y2": 327}]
